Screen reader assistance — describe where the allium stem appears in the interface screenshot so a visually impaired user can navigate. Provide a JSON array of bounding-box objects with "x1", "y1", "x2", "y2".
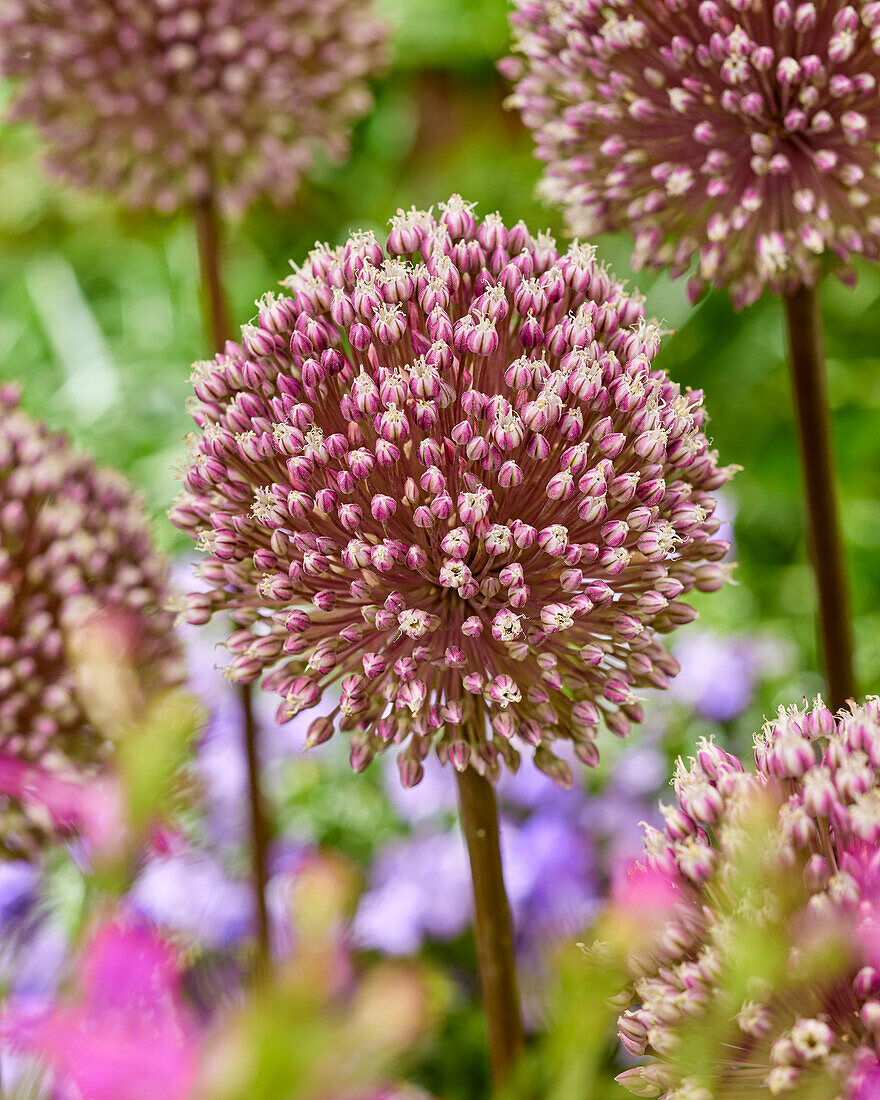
[
  {"x1": 782, "y1": 284, "x2": 856, "y2": 709},
  {"x1": 455, "y1": 765, "x2": 524, "y2": 1083},
  {"x1": 194, "y1": 193, "x2": 272, "y2": 974},
  {"x1": 240, "y1": 680, "x2": 271, "y2": 978},
  {"x1": 193, "y1": 196, "x2": 233, "y2": 352}
]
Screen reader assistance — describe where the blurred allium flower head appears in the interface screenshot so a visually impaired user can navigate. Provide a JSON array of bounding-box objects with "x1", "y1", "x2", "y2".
[
  {"x1": 0, "y1": 386, "x2": 180, "y2": 778},
  {"x1": 504, "y1": 0, "x2": 880, "y2": 307},
  {"x1": 615, "y1": 695, "x2": 880, "y2": 1099},
  {"x1": 0, "y1": 0, "x2": 388, "y2": 215},
  {"x1": 171, "y1": 197, "x2": 734, "y2": 788}
]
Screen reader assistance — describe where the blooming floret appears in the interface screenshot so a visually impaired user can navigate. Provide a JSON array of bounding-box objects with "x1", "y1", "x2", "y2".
[
  {"x1": 504, "y1": 0, "x2": 880, "y2": 306},
  {"x1": 172, "y1": 199, "x2": 734, "y2": 787}
]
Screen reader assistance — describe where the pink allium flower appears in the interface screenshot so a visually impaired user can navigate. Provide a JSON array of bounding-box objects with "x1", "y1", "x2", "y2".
[
  {"x1": 615, "y1": 695, "x2": 880, "y2": 1099},
  {"x1": 171, "y1": 198, "x2": 734, "y2": 787},
  {"x1": 0, "y1": 0, "x2": 388, "y2": 215},
  {"x1": 0, "y1": 385, "x2": 181, "y2": 846},
  {"x1": 504, "y1": 0, "x2": 880, "y2": 307},
  {"x1": 3, "y1": 919, "x2": 200, "y2": 1100}
]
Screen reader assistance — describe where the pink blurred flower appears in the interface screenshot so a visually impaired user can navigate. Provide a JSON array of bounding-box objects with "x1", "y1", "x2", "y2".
[
  {"x1": 3, "y1": 919, "x2": 200, "y2": 1100},
  {"x1": 850, "y1": 1051, "x2": 880, "y2": 1100},
  {"x1": 604, "y1": 858, "x2": 692, "y2": 966},
  {"x1": 611, "y1": 859, "x2": 682, "y2": 917},
  {"x1": 0, "y1": 754, "x2": 124, "y2": 857}
]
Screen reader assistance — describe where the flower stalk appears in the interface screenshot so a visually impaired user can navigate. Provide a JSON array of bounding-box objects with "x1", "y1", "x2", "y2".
[
  {"x1": 455, "y1": 764, "x2": 524, "y2": 1084},
  {"x1": 240, "y1": 678, "x2": 271, "y2": 980},
  {"x1": 782, "y1": 284, "x2": 856, "y2": 709},
  {"x1": 193, "y1": 192, "x2": 272, "y2": 974},
  {"x1": 194, "y1": 196, "x2": 233, "y2": 353}
]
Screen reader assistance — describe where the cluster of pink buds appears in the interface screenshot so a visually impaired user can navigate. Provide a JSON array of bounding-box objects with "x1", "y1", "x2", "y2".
[
  {"x1": 503, "y1": 0, "x2": 880, "y2": 307},
  {"x1": 0, "y1": 0, "x2": 387, "y2": 214},
  {"x1": 171, "y1": 197, "x2": 734, "y2": 788},
  {"x1": 0, "y1": 385, "x2": 181, "y2": 845},
  {"x1": 616, "y1": 695, "x2": 880, "y2": 1099}
]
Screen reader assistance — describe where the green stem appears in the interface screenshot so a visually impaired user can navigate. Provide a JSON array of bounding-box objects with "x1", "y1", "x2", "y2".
[
  {"x1": 455, "y1": 764, "x2": 525, "y2": 1084},
  {"x1": 194, "y1": 193, "x2": 272, "y2": 975},
  {"x1": 782, "y1": 283, "x2": 856, "y2": 709}
]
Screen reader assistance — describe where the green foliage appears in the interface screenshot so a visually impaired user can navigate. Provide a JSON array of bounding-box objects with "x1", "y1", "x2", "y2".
[
  {"x1": 405, "y1": 990, "x2": 493, "y2": 1100},
  {"x1": 503, "y1": 942, "x2": 629, "y2": 1100},
  {"x1": 116, "y1": 691, "x2": 202, "y2": 833},
  {"x1": 202, "y1": 855, "x2": 446, "y2": 1100},
  {"x1": 273, "y1": 744, "x2": 405, "y2": 864}
]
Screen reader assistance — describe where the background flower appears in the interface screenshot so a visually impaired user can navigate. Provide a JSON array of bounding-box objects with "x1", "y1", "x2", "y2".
[
  {"x1": 668, "y1": 631, "x2": 758, "y2": 722},
  {"x1": 504, "y1": 0, "x2": 880, "y2": 306},
  {"x1": 0, "y1": 0, "x2": 388, "y2": 215},
  {"x1": 130, "y1": 851, "x2": 253, "y2": 950},
  {"x1": 614, "y1": 695, "x2": 880, "y2": 1099},
  {"x1": 0, "y1": 386, "x2": 181, "y2": 851}
]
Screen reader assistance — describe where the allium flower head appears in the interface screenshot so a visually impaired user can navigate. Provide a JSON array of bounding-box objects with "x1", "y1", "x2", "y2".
[
  {"x1": 171, "y1": 198, "x2": 734, "y2": 787},
  {"x1": 0, "y1": 0, "x2": 388, "y2": 215},
  {"x1": 0, "y1": 386, "x2": 180, "y2": 775},
  {"x1": 615, "y1": 695, "x2": 880, "y2": 1099},
  {"x1": 504, "y1": 0, "x2": 880, "y2": 307}
]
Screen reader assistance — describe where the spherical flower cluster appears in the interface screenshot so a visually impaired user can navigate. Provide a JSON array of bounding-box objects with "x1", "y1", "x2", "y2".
[
  {"x1": 0, "y1": 386, "x2": 181, "y2": 769},
  {"x1": 171, "y1": 197, "x2": 734, "y2": 787},
  {"x1": 503, "y1": 0, "x2": 880, "y2": 307},
  {"x1": 0, "y1": 0, "x2": 388, "y2": 215},
  {"x1": 616, "y1": 695, "x2": 880, "y2": 1099}
]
